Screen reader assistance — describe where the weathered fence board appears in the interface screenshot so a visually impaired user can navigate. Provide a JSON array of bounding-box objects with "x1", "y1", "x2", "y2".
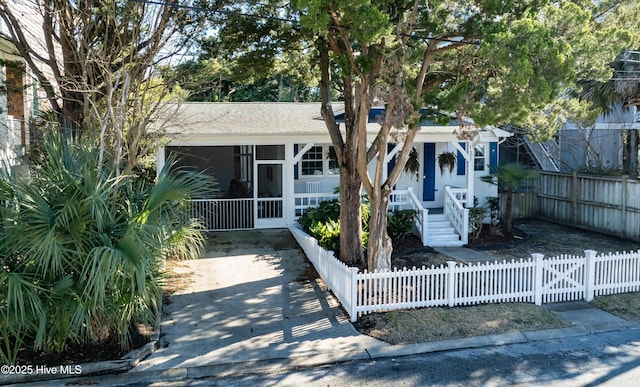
[{"x1": 507, "y1": 172, "x2": 640, "y2": 240}]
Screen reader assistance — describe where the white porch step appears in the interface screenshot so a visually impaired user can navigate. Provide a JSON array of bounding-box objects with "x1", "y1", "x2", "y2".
[
  {"x1": 427, "y1": 234, "x2": 464, "y2": 247},
  {"x1": 426, "y1": 214, "x2": 464, "y2": 247}
]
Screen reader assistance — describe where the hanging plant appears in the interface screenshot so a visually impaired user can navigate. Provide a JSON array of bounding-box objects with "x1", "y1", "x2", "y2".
[
  {"x1": 438, "y1": 151, "x2": 457, "y2": 175},
  {"x1": 403, "y1": 147, "x2": 420, "y2": 180}
]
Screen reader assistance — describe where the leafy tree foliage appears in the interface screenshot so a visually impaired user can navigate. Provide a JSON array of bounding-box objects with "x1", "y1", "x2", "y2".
[
  {"x1": 522, "y1": 1, "x2": 639, "y2": 141},
  {"x1": 180, "y1": 0, "x2": 636, "y2": 269},
  {"x1": 292, "y1": 0, "x2": 581, "y2": 270},
  {"x1": 160, "y1": 54, "x2": 319, "y2": 102}
]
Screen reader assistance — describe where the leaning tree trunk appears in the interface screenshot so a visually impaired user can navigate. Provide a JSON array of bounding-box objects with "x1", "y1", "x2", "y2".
[{"x1": 367, "y1": 191, "x2": 392, "y2": 271}]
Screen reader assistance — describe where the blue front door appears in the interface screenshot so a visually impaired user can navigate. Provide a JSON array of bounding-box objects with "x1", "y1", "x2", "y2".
[{"x1": 423, "y1": 143, "x2": 436, "y2": 201}]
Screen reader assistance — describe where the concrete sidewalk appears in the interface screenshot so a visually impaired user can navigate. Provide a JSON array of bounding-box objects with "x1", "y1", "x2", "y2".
[{"x1": 15, "y1": 229, "x2": 640, "y2": 386}]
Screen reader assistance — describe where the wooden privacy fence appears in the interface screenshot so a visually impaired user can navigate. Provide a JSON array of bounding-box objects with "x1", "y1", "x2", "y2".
[
  {"x1": 289, "y1": 226, "x2": 640, "y2": 322},
  {"x1": 507, "y1": 171, "x2": 640, "y2": 240}
]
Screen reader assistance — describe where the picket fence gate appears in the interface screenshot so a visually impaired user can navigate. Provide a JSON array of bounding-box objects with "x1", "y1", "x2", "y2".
[{"x1": 289, "y1": 226, "x2": 640, "y2": 322}]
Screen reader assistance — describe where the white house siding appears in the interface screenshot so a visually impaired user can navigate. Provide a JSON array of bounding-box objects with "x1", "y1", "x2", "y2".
[{"x1": 380, "y1": 141, "x2": 498, "y2": 209}]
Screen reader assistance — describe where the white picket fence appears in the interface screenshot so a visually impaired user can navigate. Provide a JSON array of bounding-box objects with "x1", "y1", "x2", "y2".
[{"x1": 289, "y1": 226, "x2": 640, "y2": 322}]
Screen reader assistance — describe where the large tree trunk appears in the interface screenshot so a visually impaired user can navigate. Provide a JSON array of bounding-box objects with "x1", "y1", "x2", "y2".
[
  {"x1": 339, "y1": 159, "x2": 364, "y2": 267},
  {"x1": 338, "y1": 82, "x2": 365, "y2": 267},
  {"x1": 367, "y1": 191, "x2": 392, "y2": 271},
  {"x1": 317, "y1": 39, "x2": 365, "y2": 267}
]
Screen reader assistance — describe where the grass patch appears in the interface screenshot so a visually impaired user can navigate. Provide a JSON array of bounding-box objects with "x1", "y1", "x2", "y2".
[
  {"x1": 591, "y1": 292, "x2": 640, "y2": 320},
  {"x1": 354, "y1": 303, "x2": 571, "y2": 345}
]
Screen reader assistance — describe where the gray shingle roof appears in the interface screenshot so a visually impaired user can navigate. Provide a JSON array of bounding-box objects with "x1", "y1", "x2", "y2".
[
  {"x1": 160, "y1": 102, "x2": 510, "y2": 139},
  {"x1": 162, "y1": 102, "x2": 342, "y2": 136}
]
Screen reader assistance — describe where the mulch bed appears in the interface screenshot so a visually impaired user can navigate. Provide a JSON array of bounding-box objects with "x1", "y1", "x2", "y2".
[
  {"x1": 391, "y1": 234, "x2": 452, "y2": 269},
  {"x1": 11, "y1": 327, "x2": 151, "y2": 367},
  {"x1": 389, "y1": 224, "x2": 528, "y2": 269}
]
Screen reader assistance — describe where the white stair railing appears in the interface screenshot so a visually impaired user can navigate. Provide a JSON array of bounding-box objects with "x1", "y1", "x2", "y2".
[
  {"x1": 405, "y1": 188, "x2": 429, "y2": 245},
  {"x1": 444, "y1": 186, "x2": 469, "y2": 244}
]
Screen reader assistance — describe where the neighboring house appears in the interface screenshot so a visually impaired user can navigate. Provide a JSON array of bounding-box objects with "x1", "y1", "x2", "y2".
[
  {"x1": 557, "y1": 106, "x2": 632, "y2": 171},
  {"x1": 0, "y1": 28, "x2": 31, "y2": 175},
  {"x1": 503, "y1": 105, "x2": 639, "y2": 175},
  {"x1": 158, "y1": 102, "x2": 511, "y2": 246}
]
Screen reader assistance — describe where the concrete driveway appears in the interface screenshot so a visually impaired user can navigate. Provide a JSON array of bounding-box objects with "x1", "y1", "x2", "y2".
[{"x1": 133, "y1": 229, "x2": 380, "y2": 372}]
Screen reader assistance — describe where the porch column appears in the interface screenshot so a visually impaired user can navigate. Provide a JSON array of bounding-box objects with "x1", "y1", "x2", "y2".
[
  {"x1": 450, "y1": 141, "x2": 474, "y2": 207},
  {"x1": 284, "y1": 143, "x2": 296, "y2": 225},
  {"x1": 157, "y1": 146, "x2": 166, "y2": 178},
  {"x1": 467, "y1": 142, "x2": 474, "y2": 207}
]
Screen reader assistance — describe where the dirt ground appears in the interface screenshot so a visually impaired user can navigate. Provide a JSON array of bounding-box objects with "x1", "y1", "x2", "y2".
[{"x1": 472, "y1": 219, "x2": 640, "y2": 261}]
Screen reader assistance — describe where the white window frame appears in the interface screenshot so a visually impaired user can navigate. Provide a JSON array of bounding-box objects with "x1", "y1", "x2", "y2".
[
  {"x1": 474, "y1": 144, "x2": 486, "y2": 172},
  {"x1": 299, "y1": 145, "x2": 340, "y2": 177}
]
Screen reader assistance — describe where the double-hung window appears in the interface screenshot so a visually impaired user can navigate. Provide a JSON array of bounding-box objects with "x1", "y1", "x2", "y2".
[{"x1": 474, "y1": 144, "x2": 486, "y2": 171}]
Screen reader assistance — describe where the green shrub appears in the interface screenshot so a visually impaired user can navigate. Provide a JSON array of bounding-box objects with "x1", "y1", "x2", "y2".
[
  {"x1": 297, "y1": 199, "x2": 341, "y2": 232},
  {"x1": 309, "y1": 220, "x2": 341, "y2": 254},
  {"x1": 299, "y1": 199, "x2": 417, "y2": 254},
  {"x1": 298, "y1": 198, "x2": 370, "y2": 252},
  {"x1": 387, "y1": 209, "x2": 417, "y2": 238}
]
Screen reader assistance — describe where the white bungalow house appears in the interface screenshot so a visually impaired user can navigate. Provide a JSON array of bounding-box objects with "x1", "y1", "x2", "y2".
[{"x1": 157, "y1": 102, "x2": 512, "y2": 246}]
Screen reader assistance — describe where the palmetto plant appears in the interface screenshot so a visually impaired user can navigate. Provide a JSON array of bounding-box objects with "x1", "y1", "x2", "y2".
[
  {"x1": 480, "y1": 163, "x2": 539, "y2": 232},
  {"x1": 0, "y1": 134, "x2": 212, "y2": 363}
]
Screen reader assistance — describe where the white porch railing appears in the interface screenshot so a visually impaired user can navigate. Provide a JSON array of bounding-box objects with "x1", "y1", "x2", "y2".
[
  {"x1": 257, "y1": 198, "x2": 283, "y2": 219},
  {"x1": 293, "y1": 193, "x2": 340, "y2": 216},
  {"x1": 405, "y1": 188, "x2": 429, "y2": 245},
  {"x1": 444, "y1": 186, "x2": 469, "y2": 245},
  {"x1": 190, "y1": 198, "x2": 253, "y2": 231}
]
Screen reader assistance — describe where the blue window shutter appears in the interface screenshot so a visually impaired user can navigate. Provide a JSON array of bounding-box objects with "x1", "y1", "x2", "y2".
[
  {"x1": 489, "y1": 142, "x2": 498, "y2": 168},
  {"x1": 387, "y1": 143, "x2": 396, "y2": 177},
  {"x1": 387, "y1": 143, "x2": 397, "y2": 189},
  {"x1": 294, "y1": 144, "x2": 298, "y2": 179},
  {"x1": 457, "y1": 142, "x2": 466, "y2": 175}
]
